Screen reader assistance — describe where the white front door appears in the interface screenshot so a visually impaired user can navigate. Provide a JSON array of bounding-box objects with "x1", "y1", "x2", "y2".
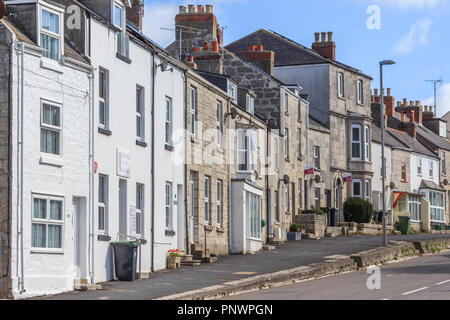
[{"x1": 73, "y1": 197, "x2": 87, "y2": 280}]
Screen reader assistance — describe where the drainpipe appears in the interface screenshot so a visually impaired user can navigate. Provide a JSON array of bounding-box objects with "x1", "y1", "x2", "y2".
[
  {"x1": 282, "y1": 92, "x2": 286, "y2": 240},
  {"x1": 183, "y1": 70, "x2": 189, "y2": 255},
  {"x1": 150, "y1": 54, "x2": 156, "y2": 271},
  {"x1": 227, "y1": 98, "x2": 232, "y2": 253},
  {"x1": 266, "y1": 126, "x2": 270, "y2": 243},
  {"x1": 306, "y1": 100, "x2": 311, "y2": 210},
  {"x1": 88, "y1": 69, "x2": 95, "y2": 284},
  {"x1": 16, "y1": 41, "x2": 25, "y2": 294}
]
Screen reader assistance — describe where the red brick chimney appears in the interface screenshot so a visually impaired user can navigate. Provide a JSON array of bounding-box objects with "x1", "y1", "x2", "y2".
[
  {"x1": 401, "y1": 109, "x2": 417, "y2": 138},
  {"x1": 245, "y1": 45, "x2": 275, "y2": 76},
  {"x1": 384, "y1": 88, "x2": 395, "y2": 118},
  {"x1": 126, "y1": 0, "x2": 144, "y2": 31},
  {"x1": 312, "y1": 31, "x2": 336, "y2": 60}
]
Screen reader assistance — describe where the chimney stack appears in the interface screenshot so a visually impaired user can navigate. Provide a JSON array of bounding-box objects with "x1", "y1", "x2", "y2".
[
  {"x1": 383, "y1": 88, "x2": 395, "y2": 118},
  {"x1": 312, "y1": 31, "x2": 336, "y2": 60},
  {"x1": 126, "y1": 0, "x2": 144, "y2": 31},
  {"x1": 401, "y1": 111, "x2": 406, "y2": 123},
  {"x1": 197, "y1": 5, "x2": 204, "y2": 13},
  {"x1": 245, "y1": 45, "x2": 275, "y2": 76},
  {"x1": 179, "y1": 5, "x2": 187, "y2": 14},
  {"x1": 206, "y1": 5, "x2": 213, "y2": 13},
  {"x1": 188, "y1": 4, "x2": 195, "y2": 13}
]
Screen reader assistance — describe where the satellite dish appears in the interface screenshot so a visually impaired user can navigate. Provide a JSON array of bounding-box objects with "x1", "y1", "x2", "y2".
[
  {"x1": 444, "y1": 179, "x2": 449, "y2": 186},
  {"x1": 314, "y1": 175, "x2": 321, "y2": 183},
  {"x1": 389, "y1": 182, "x2": 396, "y2": 189},
  {"x1": 0, "y1": 0, "x2": 6, "y2": 19},
  {"x1": 283, "y1": 175, "x2": 290, "y2": 185},
  {"x1": 230, "y1": 107, "x2": 238, "y2": 119}
]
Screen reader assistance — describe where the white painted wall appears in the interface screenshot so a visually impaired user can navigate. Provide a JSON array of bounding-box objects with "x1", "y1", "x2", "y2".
[
  {"x1": 410, "y1": 153, "x2": 440, "y2": 193},
  {"x1": 89, "y1": 19, "x2": 153, "y2": 283},
  {"x1": 9, "y1": 42, "x2": 91, "y2": 298},
  {"x1": 152, "y1": 55, "x2": 185, "y2": 271},
  {"x1": 372, "y1": 141, "x2": 393, "y2": 210}
]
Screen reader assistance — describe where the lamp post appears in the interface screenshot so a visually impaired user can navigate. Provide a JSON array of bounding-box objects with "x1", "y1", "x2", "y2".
[{"x1": 380, "y1": 60, "x2": 396, "y2": 246}]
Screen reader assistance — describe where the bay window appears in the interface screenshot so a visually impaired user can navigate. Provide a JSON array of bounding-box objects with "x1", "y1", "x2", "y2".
[
  {"x1": 351, "y1": 124, "x2": 362, "y2": 160},
  {"x1": 409, "y1": 195, "x2": 422, "y2": 222},
  {"x1": 41, "y1": 101, "x2": 61, "y2": 155},
  {"x1": 352, "y1": 179, "x2": 362, "y2": 198},
  {"x1": 32, "y1": 195, "x2": 64, "y2": 249},
  {"x1": 365, "y1": 125, "x2": 370, "y2": 161},
  {"x1": 430, "y1": 191, "x2": 445, "y2": 222},
  {"x1": 247, "y1": 192, "x2": 261, "y2": 240}
]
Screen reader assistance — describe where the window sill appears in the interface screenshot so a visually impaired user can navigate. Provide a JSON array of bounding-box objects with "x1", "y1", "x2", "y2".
[
  {"x1": 297, "y1": 118, "x2": 302, "y2": 123},
  {"x1": 116, "y1": 52, "x2": 131, "y2": 64},
  {"x1": 285, "y1": 158, "x2": 291, "y2": 163},
  {"x1": 165, "y1": 230, "x2": 176, "y2": 237},
  {"x1": 40, "y1": 59, "x2": 64, "y2": 74},
  {"x1": 216, "y1": 227, "x2": 224, "y2": 233},
  {"x1": 190, "y1": 136, "x2": 200, "y2": 144},
  {"x1": 337, "y1": 96, "x2": 345, "y2": 101},
  {"x1": 39, "y1": 155, "x2": 63, "y2": 168},
  {"x1": 165, "y1": 144, "x2": 174, "y2": 151},
  {"x1": 98, "y1": 127, "x2": 112, "y2": 136},
  {"x1": 205, "y1": 225, "x2": 213, "y2": 232},
  {"x1": 98, "y1": 235, "x2": 111, "y2": 242},
  {"x1": 31, "y1": 248, "x2": 64, "y2": 255},
  {"x1": 136, "y1": 140, "x2": 148, "y2": 148}
]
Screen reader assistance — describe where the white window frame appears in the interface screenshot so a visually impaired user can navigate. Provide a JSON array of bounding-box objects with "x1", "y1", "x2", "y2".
[
  {"x1": 274, "y1": 190, "x2": 280, "y2": 223},
  {"x1": 246, "y1": 94, "x2": 255, "y2": 115},
  {"x1": 351, "y1": 124, "x2": 362, "y2": 160},
  {"x1": 314, "y1": 146, "x2": 320, "y2": 169},
  {"x1": 247, "y1": 192, "x2": 262, "y2": 240},
  {"x1": 190, "y1": 87, "x2": 197, "y2": 137},
  {"x1": 352, "y1": 179, "x2": 362, "y2": 198},
  {"x1": 439, "y1": 121, "x2": 446, "y2": 138},
  {"x1": 165, "y1": 182, "x2": 173, "y2": 230},
  {"x1": 165, "y1": 96, "x2": 172, "y2": 145},
  {"x1": 98, "y1": 174, "x2": 108, "y2": 234},
  {"x1": 31, "y1": 194, "x2": 64, "y2": 251},
  {"x1": 237, "y1": 129, "x2": 257, "y2": 173},
  {"x1": 40, "y1": 100, "x2": 62, "y2": 156},
  {"x1": 417, "y1": 158, "x2": 423, "y2": 176},
  {"x1": 216, "y1": 101, "x2": 223, "y2": 147},
  {"x1": 217, "y1": 180, "x2": 223, "y2": 227},
  {"x1": 357, "y1": 79, "x2": 363, "y2": 104},
  {"x1": 298, "y1": 179, "x2": 302, "y2": 210},
  {"x1": 136, "y1": 183, "x2": 144, "y2": 238},
  {"x1": 338, "y1": 72, "x2": 344, "y2": 98},
  {"x1": 136, "y1": 86, "x2": 145, "y2": 141},
  {"x1": 429, "y1": 191, "x2": 445, "y2": 222},
  {"x1": 39, "y1": 5, "x2": 64, "y2": 61},
  {"x1": 273, "y1": 137, "x2": 279, "y2": 172},
  {"x1": 228, "y1": 82, "x2": 237, "y2": 103},
  {"x1": 284, "y1": 128, "x2": 289, "y2": 159},
  {"x1": 314, "y1": 188, "x2": 320, "y2": 209},
  {"x1": 297, "y1": 128, "x2": 301, "y2": 159},
  {"x1": 365, "y1": 180, "x2": 371, "y2": 202},
  {"x1": 205, "y1": 177, "x2": 211, "y2": 224},
  {"x1": 409, "y1": 195, "x2": 422, "y2": 222},
  {"x1": 364, "y1": 125, "x2": 370, "y2": 161},
  {"x1": 112, "y1": 1, "x2": 124, "y2": 30},
  {"x1": 98, "y1": 67, "x2": 109, "y2": 129},
  {"x1": 441, "y1": 152, "x2": 446, "y2": 176},
  {"x1": 429, "y1": 160, "x2": 434, "y2": 178}
]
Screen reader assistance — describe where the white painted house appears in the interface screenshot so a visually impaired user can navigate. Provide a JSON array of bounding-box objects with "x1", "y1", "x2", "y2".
[{"x1": 1, "y1": 0, "x2": 92, "y2": 298}]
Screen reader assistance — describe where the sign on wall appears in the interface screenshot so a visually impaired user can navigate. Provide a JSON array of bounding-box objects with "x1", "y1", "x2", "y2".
[{"x1": 117, "y1": 147, "x2": 130, "y2": 178}]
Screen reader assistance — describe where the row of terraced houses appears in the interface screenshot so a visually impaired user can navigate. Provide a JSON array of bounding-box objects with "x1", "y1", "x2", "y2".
[{"x1": 0, "y1": 0, "x2": 449, "y2": 298}]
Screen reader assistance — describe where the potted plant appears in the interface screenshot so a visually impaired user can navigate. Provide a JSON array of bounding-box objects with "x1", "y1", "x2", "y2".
[
  {"x1": 287, "y1": 223, "x2": 302, "y2": 241},
  {"x1": 167, "y1": 249, "x2": 181, "y2": 269}
]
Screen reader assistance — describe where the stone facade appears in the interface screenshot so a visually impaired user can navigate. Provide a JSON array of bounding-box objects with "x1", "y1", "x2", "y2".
[{"x1": 185, "y1": 72, "x2": 230, "y2": 256}]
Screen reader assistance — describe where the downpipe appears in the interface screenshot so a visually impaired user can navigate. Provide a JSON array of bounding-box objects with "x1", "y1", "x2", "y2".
[
  {"x1": 150, "y1": 54, "x2": 156, "y2": 271},
  {"x1": 88, "y1": 69, "x2": 95, "y2": 284}
]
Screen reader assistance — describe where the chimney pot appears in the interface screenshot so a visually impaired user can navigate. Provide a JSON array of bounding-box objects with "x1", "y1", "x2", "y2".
[
  {"x1": 212, "y1": 40, "x2": 219, "y2": 52},
  {"x1": 197, "y1": 5, "x2": 204, "y2": 13},
  {"x1": 410, "y1": 110, "x2": 415, "y2": 123},
  {"x1": 415, "y1": 100, "x2": 420, "y2": 106},
  {"x1": 314, "y1": 32, "x2": 320, "y2": 43},
  {"x1": 387, "y1": 88, "x2": 391, "y2": 96},
  {"x1": 193, "y1": 47, "x2": 201, "y2": 52},
  {"x1": 409, "y1": 101, "x2": 414, "y2": 106},
  {"x1": 203, "y1": 41, "x2": 210, "y2": 51},
  {"x1": 327, "y1": 31, "x2": 333, "y2": 42},
  {"x1": 188, "y1": 4, "x2": 195, "y2": 13},
  {"x1": 257, "y1": 45, "x2": 264, "y2": 51},
  {"x1": 401, "y1": 111, "x2": 406, "y2": 122},
  {"x1": 179, "y1": 5, "x2": 187, "y2": 14},
  {"x1": 374, "y1": 89, "x2": 379, "y2": 96},
  {"x1": 206, "y1": 5, "x2": 213, "y2": 13},
  {"x1": 424, "y1": 106, "x2": 428, "y2": 112},
  {"x1": 249, "y1": 45, "x2": 256, "y2": 51},
  {"x1": 397, "y1": 101, "x2": 401, "y2": 107},
  {"x1": 429, "y1": 106, "x2": 433, "y2": 113},
  {"x1": 403, "y1": 98, "x2": 407, "y2": 105},
  {"x1": 321, "y1": 32, "x2": 326, "y2": 42}
]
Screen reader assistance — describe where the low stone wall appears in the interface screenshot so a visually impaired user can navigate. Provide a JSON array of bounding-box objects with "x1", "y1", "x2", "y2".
[
  {"x1": 350, "y1": 242, "x2": 418, "y2": 268},
  {"x1": 357, "y1": 223, "x2": 393, "y2": 235},
  {"x1": 295, "y1": 214, "x2": 326, "y2": 237}
]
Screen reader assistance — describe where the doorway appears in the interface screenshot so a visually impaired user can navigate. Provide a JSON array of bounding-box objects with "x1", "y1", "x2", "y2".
[
  {"x1": 177, "y1": 184, "x2": 184, "y2": 251},
  {"x1": 119, "y1": 179, "x2": 128, "y2": 241},
  {"x1": 73, "y1": 197, "x2": 87, "y2": 281}
]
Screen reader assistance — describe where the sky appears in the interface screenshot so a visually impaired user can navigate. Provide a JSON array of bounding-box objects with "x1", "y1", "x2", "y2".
[{"x1": 142, "y1": 0, "x2": 450, "y2": 117}]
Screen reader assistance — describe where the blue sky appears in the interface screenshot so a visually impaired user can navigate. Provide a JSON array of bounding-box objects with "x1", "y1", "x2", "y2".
[{"x1": 143, "y1": 0, "x2": 450, "y2": 116}]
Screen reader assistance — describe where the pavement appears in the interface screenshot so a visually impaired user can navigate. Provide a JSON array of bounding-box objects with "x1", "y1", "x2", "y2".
[
  {"x1": 39, "y1": 234, "x2": 450, "y2": 300},
  {"x1": 223, "y1": 251, "x2": 450, "y2": 300}
]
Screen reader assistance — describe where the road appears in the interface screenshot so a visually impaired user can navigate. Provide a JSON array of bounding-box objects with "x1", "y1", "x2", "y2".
[{"x1": 223, "y1": 252, "x2": 450, "y2": 300}]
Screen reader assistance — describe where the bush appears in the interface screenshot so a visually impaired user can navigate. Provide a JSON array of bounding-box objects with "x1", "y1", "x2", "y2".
[
  {"x1": 289, "y1": 223, "x2": 302, "y2": 232},
  {"x1": 301, "y1": 207, "x2": 325, "y2": 215},
  {"x1": 343, "y1": 198, "x2": 373, "y2": 223},
  {"x1": 261, "y1": 219, "x2": 266, "y2": 228}
]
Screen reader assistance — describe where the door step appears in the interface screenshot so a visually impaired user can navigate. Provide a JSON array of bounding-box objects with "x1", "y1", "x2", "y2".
[
  {"x1": 201, "y1": 256, "x2": 218, "y2": 264},
  {"x1": 74, "y1": 282, "x2": 102, "y2": 291},
  {"x1": 262, "y1": 245, "x2": 276, "y2": 251},
  {"x1": 181, "y1": 260, "x2": 202, "y2": 266}
]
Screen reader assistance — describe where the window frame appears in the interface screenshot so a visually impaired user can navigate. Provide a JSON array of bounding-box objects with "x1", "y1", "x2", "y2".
[
  {"x1": 284, "y1": 128, "x2": 289, "y2": 160},
  {"x1": 216, "y1": 100, "x2": 223, "y2": 148},
  {"x1": 429, "y1": 159, "x2": 434, "y2": 178},
  {"x1": 247, "y1": 192, "x2": 262, "y2": 240},
  {"x1": 338, "y1": 72, "x2": 345, "y2": 98},
  {"x1": 237, "y1": 129, "x2": 257, "y2": 173},
  {"x1": 136, "y1": 86, "x2": 146, "y2": 141},
  {"x1": 189, "y1": 87, "x2": 197, "y2": 137},
  {"x1": 98, "y1": 174, "x2": 109, "y2": 234},
  {"x1": 298, "y1": 178, "x2": 302, "y2": 210},
  {"x1": 217, "y1": 180, "x2": 223, "y2": 227},
  {"x1": 284, "y1": 184, "x2": 290, "y2": 213},
  {"x1": 136, "y1": 183, "x2": 144, "y2": 238},
  {"x1": 273, "y1": 136, "x2": 279, "y2": 172},
  {"x1": 409, "y1": 195, "x2": 422, "y2": 222},
  {"x1": 246, "y1": 94, "x2": 255, "y2": 115},
  {"x1": 357, "y1": 79, "x2": 363, "y2": 104},
  {"x1": 401, "y1": 162, "x2": 407, "y2": 182},
  {"x1": 98, "y1": 67, "x2": 109, "y2": 129},
  {"x1": 441, "y1": 152, "x2": 446, "y2": 176},
  {"x1": 165, "y1": 182, "x2": 173, "y2": 230},
  {"x1": 297, "y1": 128, "x2": 302, "y2": 160},
  {"x1": 204, "y1": 176, "x2": 211, "y2": 224},
  {"x1": 365, "y1": 180, "x2": 371, "y2": 202},
  {"x1": 164, "y1": 96, "x2": 172, "y2": 146},
  {"x1": 429, "y1": 191, "x2": 445, "y2": 222},
  {"x1": 352, "y1": 179, "x2": 362, "y2": 198},
  {"x1": 40, "y1": 100, "x2": 62, "y2": 156},
  {"x1": 364, "y1": 125, "x2": 370, "y2": 161},
  {"x1": 112, "y1": 1, "x2": 124, "y2": 30},
  {"x1": 314, "y1": 146, "x2": 320, "y2": 169},
  {"x1": 31, "y1": 194, "x2": 64, "y2": 251},
  {"x1": 39, "y1": 5, "x2": 64, "y2": 62},
  {"x1": 351, "y1": 124, "x2": 362, "y2": 160},
  {"x1": 314, "y1": 188, "x2": 320, "y2": 209},
  {"x1": 417, "y1": 158, "x2": 423, "y2": 176}
]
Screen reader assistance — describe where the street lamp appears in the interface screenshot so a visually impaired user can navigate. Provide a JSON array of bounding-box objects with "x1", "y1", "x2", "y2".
[{"x1": 380, "y1": 60, "x2": 396, "y2": 246}]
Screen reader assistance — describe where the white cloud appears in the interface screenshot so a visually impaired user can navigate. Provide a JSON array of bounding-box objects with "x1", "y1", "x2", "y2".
[
  {"x1": 392, "y1": 18, "x2": 432, "y2": 54},
  {"x1": 367, "y1": 0, "x2": 442, "y2": 9},
  {"x1": 423, "y1": 83, "x2": 450, "y2": 117}
]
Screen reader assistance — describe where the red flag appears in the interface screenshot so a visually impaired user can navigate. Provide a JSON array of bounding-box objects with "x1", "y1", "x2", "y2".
[
  {"x1": 342, "y1": 173, "x2": 352, "y2": 183},
  {"x1": 304, "y1": 166, "x2": 314, "y2": 175}
]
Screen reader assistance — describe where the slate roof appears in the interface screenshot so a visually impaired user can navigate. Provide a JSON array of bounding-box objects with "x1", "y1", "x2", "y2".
[
  {"x1": 417, "y1": 125, "x2": 450, "y2": 151},
  {"x1": 225, "y1": 29, "x2": 372, "y2": 79},
  {"x1": 309, "y1": 116, "x2": 330, "y2": 133},
  {"x1": 371, "y1": 124, "x2": 407, "y2": 149},
  {"x1": 419, "y1": 180, "x2": 444, "y2": 191},
  {"x1": 387, "y1": 128, "x2": 437, "y2": 158}
]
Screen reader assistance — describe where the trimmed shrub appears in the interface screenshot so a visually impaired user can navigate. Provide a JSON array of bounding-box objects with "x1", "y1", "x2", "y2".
[
  {"x1": 289, "y1": 223, "x2": 302, "y2": 232},
  {"x1": 344, "y1": 197, "x2": 373, "y2": 223}
]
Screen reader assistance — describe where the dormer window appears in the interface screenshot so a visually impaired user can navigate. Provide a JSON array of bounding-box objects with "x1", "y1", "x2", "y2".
[
  {"x1": 114, "y1": 2, "x2": 124, "y2": 29},
  {"x1": 439, "y1": 121, "x2": 446, "y2": 138},
  {"x1": 40, "y1": 7, "x2": 63, "y2": 61},
  {"x1": 246, "y1": 94, "x2": 255, "y2": 115}
]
